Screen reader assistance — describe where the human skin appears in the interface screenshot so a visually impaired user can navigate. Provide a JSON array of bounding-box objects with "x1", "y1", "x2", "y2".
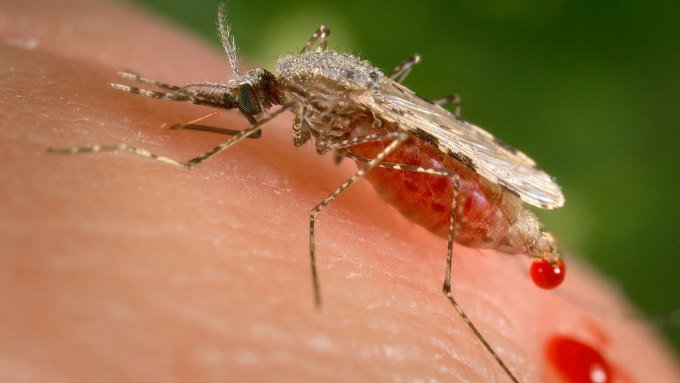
[{"x1": 1, "y1": 0, "x2": 678, "y2": 382}]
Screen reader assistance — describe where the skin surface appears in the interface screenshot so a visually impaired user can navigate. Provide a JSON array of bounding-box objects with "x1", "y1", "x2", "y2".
[{"x1": 1, "y1": 0, "x2": 678, "y2": 382}]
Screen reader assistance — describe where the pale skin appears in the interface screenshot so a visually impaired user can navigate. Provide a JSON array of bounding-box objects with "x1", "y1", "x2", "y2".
[{"x1": 1, "y1": 1, "x2": 678, "y2": 382}]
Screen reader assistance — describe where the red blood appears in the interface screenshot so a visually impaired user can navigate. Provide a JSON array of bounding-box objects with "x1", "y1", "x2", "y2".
[
  {"x1": 346, "y1": 125, "x2": 516, "y2": 249},
  {"x1": 344, "y1": 117, "x2": 561, "y2": 261},
  {"x1": 530, "y1": 257, "x2": 566, "y2": 289},
  {"x1": 546, "y1": 335, "x2": 612, "y2": 383}
]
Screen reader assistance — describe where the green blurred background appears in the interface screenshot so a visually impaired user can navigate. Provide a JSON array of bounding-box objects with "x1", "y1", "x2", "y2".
[{"x1": 130, "y1": 0, "x2": 679, "y2": 351}]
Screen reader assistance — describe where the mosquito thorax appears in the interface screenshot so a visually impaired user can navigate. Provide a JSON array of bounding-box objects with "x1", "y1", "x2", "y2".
[
  {"x1": 275, "y1": 51, "x2": 383, "y2": 96},
  {"x1": 274, "y1": 52, "x2": 385, "y2": 148}
]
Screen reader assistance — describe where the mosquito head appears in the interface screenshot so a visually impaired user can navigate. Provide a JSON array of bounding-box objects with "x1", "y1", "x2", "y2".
[
  {"x1": 231, "y1": 68, "x2": 284, "y2": 117},
  {"x1": 216, "y1": 3, "x2": 283, "y2": 116}
]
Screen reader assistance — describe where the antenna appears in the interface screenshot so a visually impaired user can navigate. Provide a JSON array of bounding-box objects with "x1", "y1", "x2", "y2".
[{"x1": 218, "y1": 2, "x2": 239, "y2": 75}]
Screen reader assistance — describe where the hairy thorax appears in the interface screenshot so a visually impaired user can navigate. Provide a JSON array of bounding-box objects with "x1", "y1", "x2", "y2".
[{"x1": 275, "y1": 51, "x2": 383, "y2": 148}]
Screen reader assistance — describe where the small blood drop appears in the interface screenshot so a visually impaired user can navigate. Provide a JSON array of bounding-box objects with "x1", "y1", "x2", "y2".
[
  {"x1": 530, "y1": 257, "x2": 566, "y2": 289},
  {"x1": 546, "y1": 335, "x2": 611, "y2": 383}
]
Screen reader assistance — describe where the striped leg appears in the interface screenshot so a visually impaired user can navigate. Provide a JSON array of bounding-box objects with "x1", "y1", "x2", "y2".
[
  {"x1": 339, "y1": 152, "x2": 519, "y2": 383},
  {"x1": 47, "y1": 108, "x2": 286, "y2": 169},
  {"x1": 432, "y1": 94, "x2": 462, "y2": 118},
  {"x1": 388, "y1": 54, "x2": 421, "y2": 83},
  {"x1": 116, "y1": 70, "x2": 181, "y2": 91},
  {"x1": 300, "y1": 25, "x2": 330, "y2": 53},
  {"x1": 309, "y1": 132, "x2": 408, "y2": 307}
]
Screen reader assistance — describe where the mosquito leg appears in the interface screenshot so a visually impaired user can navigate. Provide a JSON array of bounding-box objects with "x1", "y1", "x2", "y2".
[
  {"x1": 442, "y1": 189, "x2": 519, "y2": 381},
  {"x1": 326, "y1": 132, "x2": 407, "y2": 152},
  {"x1": 309, "y1": 131, "x2": 408, "y2": 307},
  {"x1": 169, "y1": 124, "x2": 262, "y2": 139},
  {"x1": 166, "y1": 109, "x2": 261, "y2": 138},
  {"x1": 339, "y1": 152, "x2": 519, "y2": 382},
  {"x1": 47, "y1": 108, "x2": 286, "y2": 169},
  {"x1": 340, "y1": 153, "x2": 453, "y2": 177},
  {"x1": 116, "y1": 70, "x2": 181, "y2": 91},
  {"x1": 300, "y1": 25, "x2": 331, "y2": 53},
  {"x1": 388, "y1": 54, "x2": 421, "y2": 83},
  {"x1": 431, "y1": 93, "x2": 461, "y2": 118},
  {"x1": 439, "y1": 172, "x2": 518, "y2": 382}
]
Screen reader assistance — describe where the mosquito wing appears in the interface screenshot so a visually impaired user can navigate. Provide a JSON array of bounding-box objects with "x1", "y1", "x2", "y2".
[{"x1": 365, "y1": 79, "x2": 564, "y2": 209}]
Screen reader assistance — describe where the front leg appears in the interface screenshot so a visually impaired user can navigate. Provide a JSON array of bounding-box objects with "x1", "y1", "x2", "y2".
[
  {"x1": 48, "y1": 109, "x2": 286, "y2": 169},
  {"x1": 338, "y1": 152, "x2": 518, "y2": 382}
]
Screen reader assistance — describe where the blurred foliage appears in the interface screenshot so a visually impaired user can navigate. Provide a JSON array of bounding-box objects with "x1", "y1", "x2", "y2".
[{"x1": 131, "y1": 0, "x2": 679, "y2": 351}]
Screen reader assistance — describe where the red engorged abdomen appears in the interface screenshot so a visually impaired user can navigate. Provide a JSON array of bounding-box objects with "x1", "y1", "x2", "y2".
[{"x1": 347, "y1": 131, "x2": 519, "y2": 251}]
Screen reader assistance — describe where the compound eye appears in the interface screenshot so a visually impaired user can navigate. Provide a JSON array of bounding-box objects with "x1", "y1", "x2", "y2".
[{"x1": 238, "y1": 84, "x2": 262, "y2": 115}]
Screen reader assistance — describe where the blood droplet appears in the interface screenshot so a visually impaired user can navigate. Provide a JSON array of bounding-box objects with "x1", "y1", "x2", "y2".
[
  {"x1": 546, "y1": 335, "x2": 612, "y2": 383},
  {"x1": 531, "y1": 257, "x2": 566, "y2": 289}
]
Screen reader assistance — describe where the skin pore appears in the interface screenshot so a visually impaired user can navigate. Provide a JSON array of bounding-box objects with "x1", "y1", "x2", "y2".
[{"x1": 1, "y1": 0, "x2": 678, "y2": 381}]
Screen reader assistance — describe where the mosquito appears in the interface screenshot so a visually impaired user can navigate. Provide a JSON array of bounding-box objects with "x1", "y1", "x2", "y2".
[{"x1": 48, "y1": 4, "x2": 566, "y2": 381}]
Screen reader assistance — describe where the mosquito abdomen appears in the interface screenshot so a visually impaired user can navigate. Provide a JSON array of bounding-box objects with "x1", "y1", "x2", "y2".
[{"x1": 346, "y1": 119, "x2": 545, "y2": 256}]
